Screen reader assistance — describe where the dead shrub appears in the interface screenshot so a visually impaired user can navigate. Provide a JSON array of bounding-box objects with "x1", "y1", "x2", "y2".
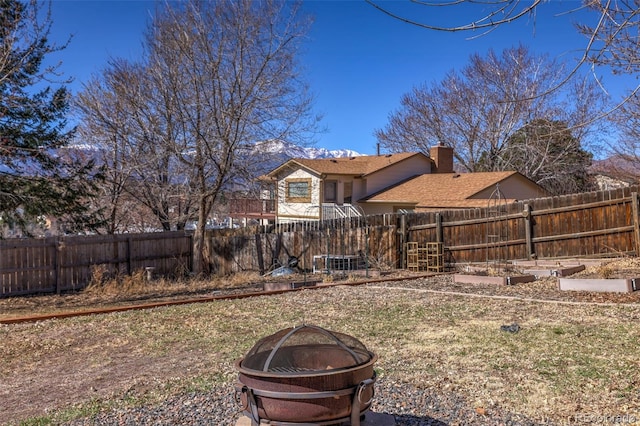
[
  {"x1": 595, "y1": 265, "x2": 614, "y2": 279},
  {"x1": 85, "y1": 264, "x2": 111, "y2": 292},
  {"x1": 117, "y1": 270, "x2": 149, "y2": 294},
  {"x1": 84, "y1": 268, "x2": 150, "y2": 296},
  {"x1": 322, "y1": 273, "x2": 335, "y2": 283}
]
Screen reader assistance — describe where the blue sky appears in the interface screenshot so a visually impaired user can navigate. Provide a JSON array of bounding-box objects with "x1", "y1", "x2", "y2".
[{"x1": 47, "y1": 0, "x2": 632, "y2": 155}]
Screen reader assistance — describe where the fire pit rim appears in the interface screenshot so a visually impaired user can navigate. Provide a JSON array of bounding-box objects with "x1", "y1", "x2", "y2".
[{"x1": 234, "y1": 351, "x2": 378, "y2": 378}]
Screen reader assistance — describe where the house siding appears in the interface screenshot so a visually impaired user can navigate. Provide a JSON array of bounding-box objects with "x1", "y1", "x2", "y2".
[
  {"x1": 362, "y1": 204, "x2": 414, "y2": 215},
  {"x1": 322, "y1": 174, "x2": 351, "y2": 204},
  {"x1": 356, "y1": 156, "x2": 431, "y2": 214},
  {"x1": 269, "y1": 152, "x2": 547, "y2": 223},
  {"x1": 276, "y1": 169, "x2": 321, "y2": 223},
  {"x1": 470, "y1": 176, "x2": 547, "y2": 201},
  {"x1": 363, "y1": 156, "x2": 431, "y2": 195}
]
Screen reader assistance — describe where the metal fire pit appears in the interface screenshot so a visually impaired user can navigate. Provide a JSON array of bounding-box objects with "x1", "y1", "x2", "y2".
[{"x1": 235, "y1": 324, "x2": 377, "y2": 425}]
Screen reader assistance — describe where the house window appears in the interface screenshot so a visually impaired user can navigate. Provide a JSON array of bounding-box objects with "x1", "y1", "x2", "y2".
[
  {"x1": 285, "y1": 178, "x2": 311, "y2": 203},
  {"x1": 344, "y1": 182, "x2": 352, "y2": 203},
  {"x1": 324, "y1": 180, "x2": 337, "y2": 202}
]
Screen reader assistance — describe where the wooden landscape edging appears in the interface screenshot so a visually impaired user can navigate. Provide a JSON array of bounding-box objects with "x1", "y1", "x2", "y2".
[{"x1": 0, "y1": 272, "x2": 433, "y2": 324}]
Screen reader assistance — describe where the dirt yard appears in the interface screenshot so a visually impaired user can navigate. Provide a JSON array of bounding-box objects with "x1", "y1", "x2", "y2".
[
  {"x1": 1, "y1": 259, "x2": 639, "y2": 425},
  {"x1": 2, "y1": 258, "x2": 640, "y2": 318}
]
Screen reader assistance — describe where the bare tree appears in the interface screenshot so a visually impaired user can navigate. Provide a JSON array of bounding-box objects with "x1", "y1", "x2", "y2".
[
  {"x1": 574, "y1": 1, "x2": 640, "y2": 78},
  {"x1": 75, "y1": 58, "x2": 193, "y2": 234},
  {"x1": 151, "y1": 1, "x2": 318, "y2": 273},
  {"x1": 366, "y1": 0, "x2": 639, "y2": 96},
  {"x1": 375, "y1": 45, "x2": 605, "y2": 194},
  {"x1": 605, "y1": 92, "x2": 640, "y2": 183},
  {"x1": 367, "y1": 0, "x2": 542, "y2": 33},
  {"x1": 75, "y1": 0, "x2": 317, "y2": 272},
  {"x1": 75, "y1": 65, "x2": 137, "y2": 234}
]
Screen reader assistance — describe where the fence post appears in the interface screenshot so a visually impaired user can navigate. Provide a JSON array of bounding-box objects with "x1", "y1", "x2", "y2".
[
  {"x1": 523, "y1": 204, "x2": 534, "y2": 260},
  {"x1": 127, "y1": 236, "x2": 133, "y2": 275},
  {"x1": 436, "y1": 213, "x2": 443, "y2": 244},
  {"x1": 113, "y1": 235, "x2": 120, "y2": 275},
  {"x1": 399, "y1": 214, "x2": 407, "y2": 269},
  {"x1": 365, "y1": 225, "x2": 370, "y2": 278},
  {"x1": 255, "y1": 232, "x2": 265, "y2": 275},
  {"x1": 55, "y1": 237, "x2": 64, "y2": 295},
  {"x1": 632, "y1": 193, "x2": 640, "y2": 256}
]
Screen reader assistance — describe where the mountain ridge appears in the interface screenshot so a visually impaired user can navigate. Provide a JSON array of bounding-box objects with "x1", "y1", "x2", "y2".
[{"x1": 256, "y1": 139, "x2": 364, "y2": 159}]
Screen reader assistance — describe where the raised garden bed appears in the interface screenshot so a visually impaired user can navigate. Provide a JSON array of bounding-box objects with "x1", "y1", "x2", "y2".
[
  {"x1": 558, "y1": 277, "x2": 640, "y2": 293},
  {"x1": 526, "y1": 265, "x2": 586, "y2": 278},
  {"x1": 454, "y1": 263, "x2": 536, "y2": 286},
  {"x1": 453, "y1": 274, "x2": 536, "y2": 286},
  {"x1": 511, "y1": 259, "x2": 606, "y2": 268},
  {"x1": 553, "y1": 258, "x2": 640, "y2": 293}
]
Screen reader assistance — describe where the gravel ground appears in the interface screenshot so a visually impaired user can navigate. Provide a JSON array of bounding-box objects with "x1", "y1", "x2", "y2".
[{"x1": 65, "y1": 380, "x2": 551, "y2": 426}]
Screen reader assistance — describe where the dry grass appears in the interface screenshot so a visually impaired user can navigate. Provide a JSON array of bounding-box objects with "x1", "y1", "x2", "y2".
[
  {"x1": 1, "y1": 276, "x2": 639, "y2": 425},
  {"x1": 0, "y1": 270, "x2": 267, "y2": 319},
  {"x1": 572, "y1": 257, "x2": 640, "y2": 279},
  {"x1": 84, "y1": 266, "x2": 263, "y2": 297}
]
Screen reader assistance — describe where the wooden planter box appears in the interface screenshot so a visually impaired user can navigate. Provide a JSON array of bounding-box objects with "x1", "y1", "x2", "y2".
[
  {"x1": 526, "y1": 265, "x2": 586, "y2": 278},
  {"x1": 558, "y1": 277, "x2": 640, "y2": 293},
  {"x1": 454, "y1": 274, "x2": 536, "y2": 286}
]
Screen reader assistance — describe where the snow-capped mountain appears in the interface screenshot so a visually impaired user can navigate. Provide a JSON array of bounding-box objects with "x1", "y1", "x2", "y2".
[
  {"x1": 70, "y1": 138, "x2": 364, "y2": 160},
  {"x1": 255, "y1": 139, "x2": 363, "y2": 159}
]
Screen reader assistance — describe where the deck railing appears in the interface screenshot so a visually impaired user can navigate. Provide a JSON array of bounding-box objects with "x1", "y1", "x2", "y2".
[
  {"x1": 321, "y1": 203, "x2": 363, "y2": 220},
  {"x1": 229, "y1": 198, "x2": 276, "y2": 217}
]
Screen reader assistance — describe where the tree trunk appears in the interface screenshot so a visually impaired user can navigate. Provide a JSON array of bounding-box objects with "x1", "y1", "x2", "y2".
[{"x1": 192, "y1": 197, "x2": 208, "y2": 275}]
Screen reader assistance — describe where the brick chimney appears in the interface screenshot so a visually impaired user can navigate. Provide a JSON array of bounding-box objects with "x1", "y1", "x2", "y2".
[{"x1": 430, "y1": 143, "x2": 454, "y2": 173}]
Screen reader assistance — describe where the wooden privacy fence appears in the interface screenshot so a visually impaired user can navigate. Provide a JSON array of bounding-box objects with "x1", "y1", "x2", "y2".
[
  {"x1": 403, "y1": 186, "x2": 640, "y2": 266},
  {"x1": 0, "y1": 232, "x2": 192, "y2": 297},
  {"x1": 2, "y1": 186, "x2": 640, "y2": 297},
  {"x1": 206, "y1": 186, "x2": 640, "y2": 275},
  {"x1": 206, "y1": 214, "x2": 399, "y2": 276}
]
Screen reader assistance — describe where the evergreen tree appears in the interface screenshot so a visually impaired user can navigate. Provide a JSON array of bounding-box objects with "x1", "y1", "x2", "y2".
[
  {"x1": 0, "y1": 0, "x2": 99, "y2": 236},
  {"x1": 481, "y1": 119, "x2": 595, "y2": 195}
]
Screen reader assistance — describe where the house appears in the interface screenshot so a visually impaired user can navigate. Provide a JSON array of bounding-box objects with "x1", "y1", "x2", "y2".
[
  {"x1": 265, "y1": 150, "x2": 432, "y2": 223},
  {"x1": 360, "y1": 171, "x2": 546, "y2": 213},
  {"x1": 263, "y1": 144, "x2": 548, "y2": 224},
  {"x1": 590, "y1": 155, "x2": 637, "y2": 191}
]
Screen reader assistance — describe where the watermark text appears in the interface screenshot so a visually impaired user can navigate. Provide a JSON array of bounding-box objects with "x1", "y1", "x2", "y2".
[{"x1": 569, "y1": 413, "x2": 638, "y2": 424}]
